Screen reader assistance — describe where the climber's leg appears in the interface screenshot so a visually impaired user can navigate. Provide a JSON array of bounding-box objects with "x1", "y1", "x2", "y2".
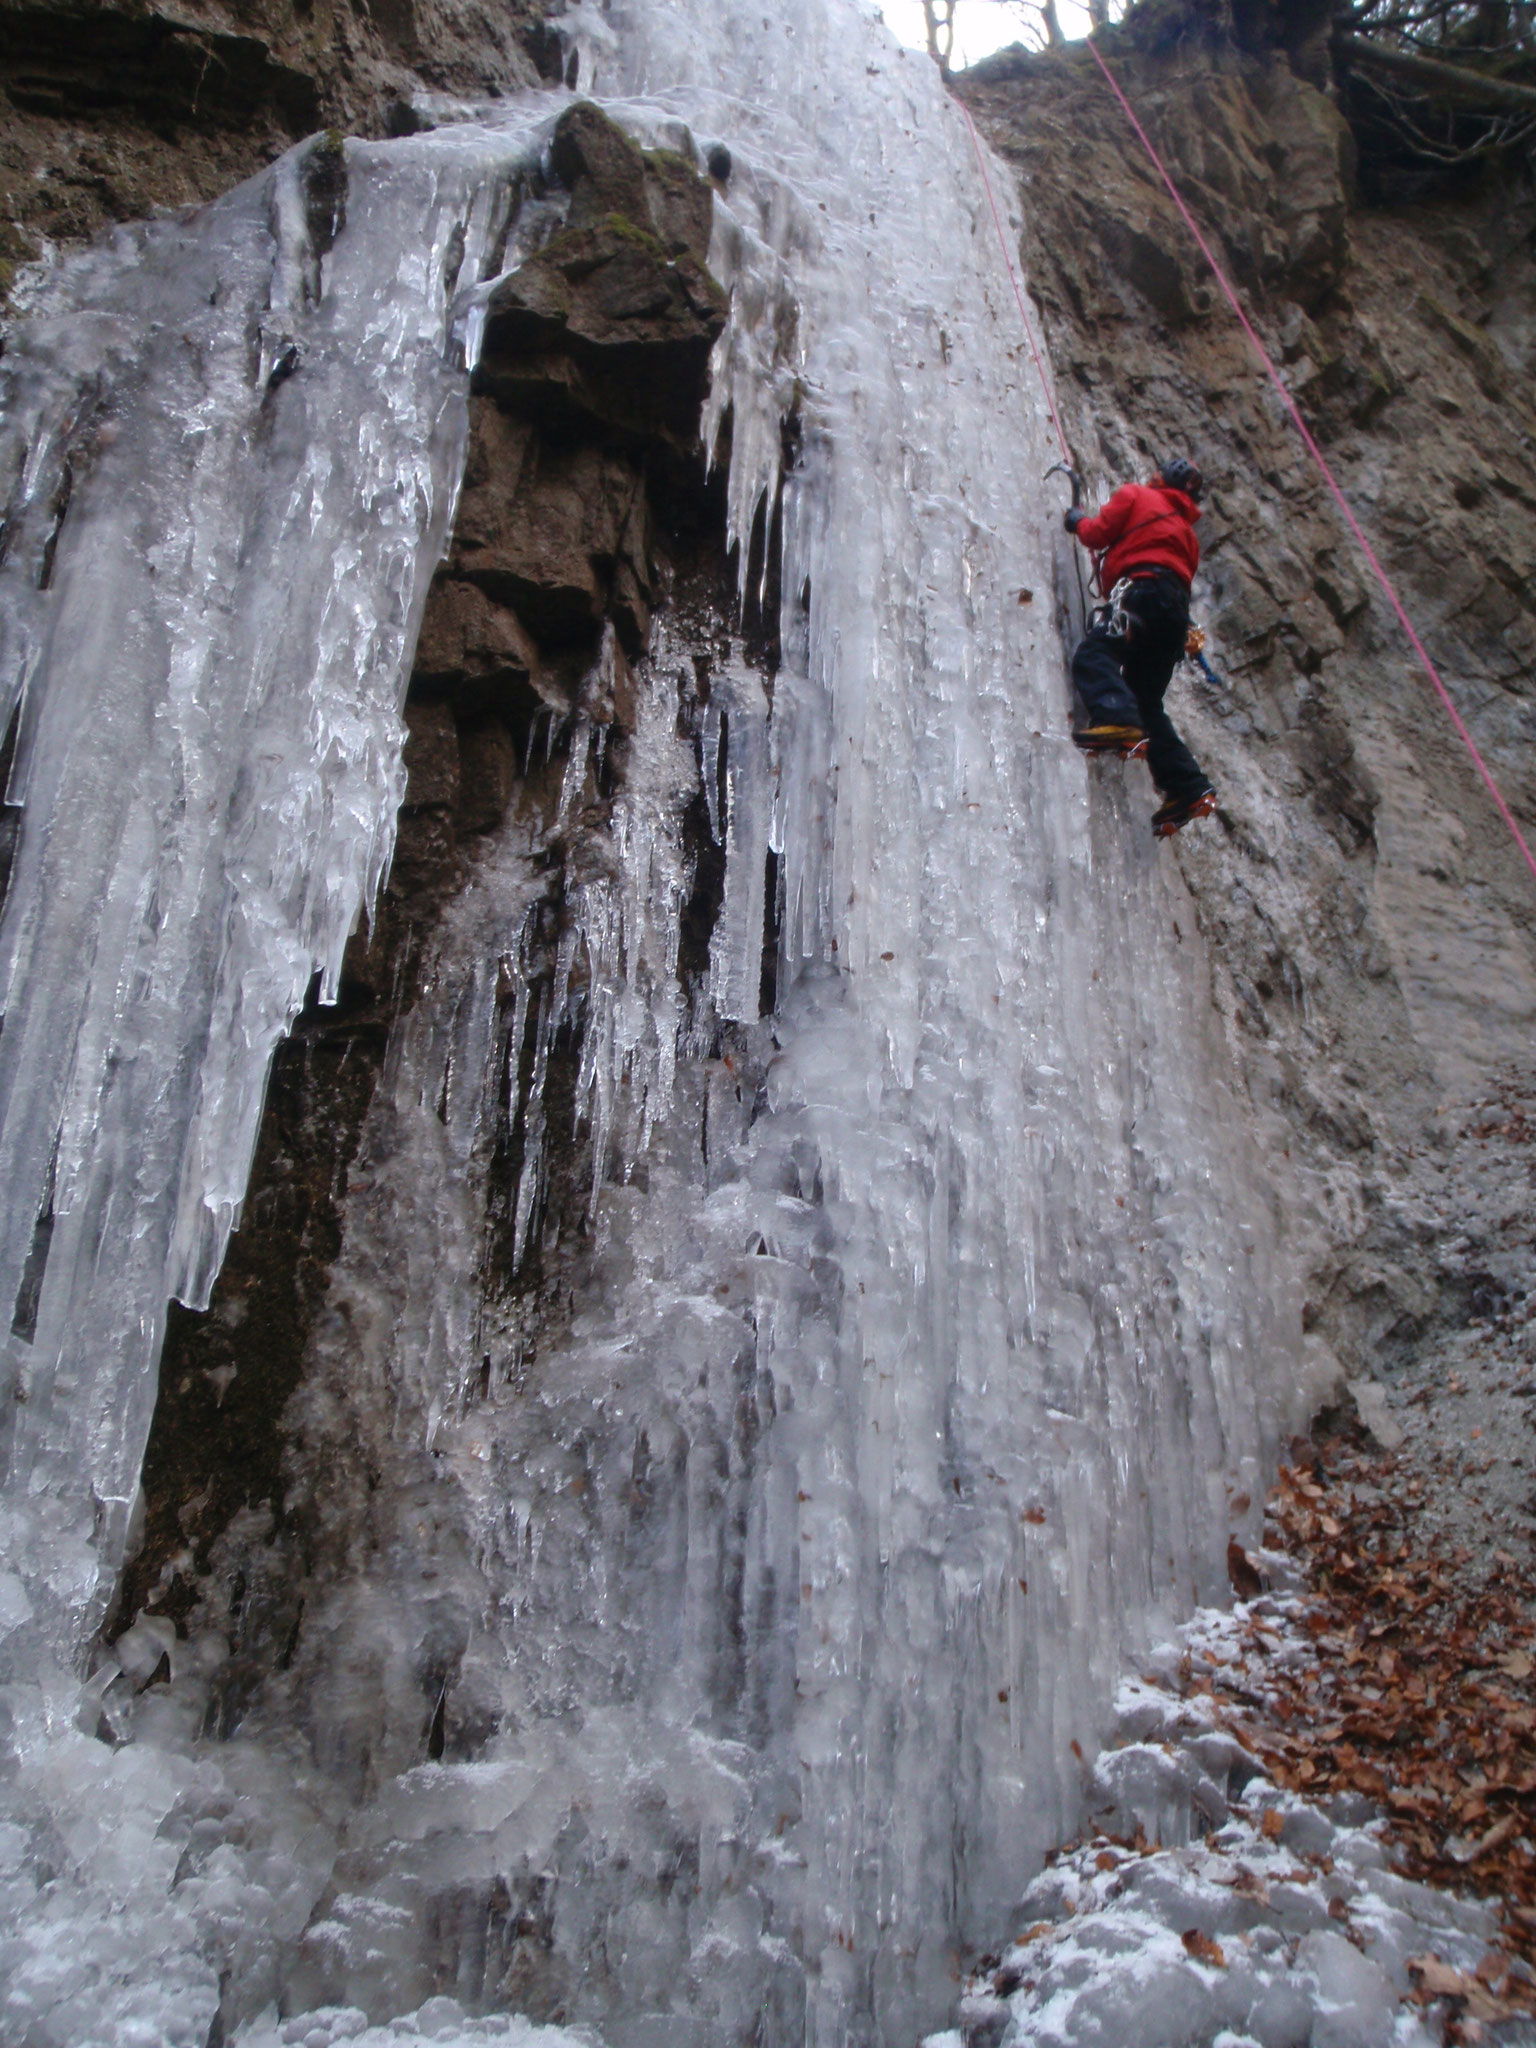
[
  {"x1": 1071, "y1": 619, "x2": 1143, "y2": 748},
  {"x1": 1121, "y1": 576, "x2": 1211, "y2": 802},
  {"x1": 1136, "y1": 692, "x2": 1208, "y2": 799}
]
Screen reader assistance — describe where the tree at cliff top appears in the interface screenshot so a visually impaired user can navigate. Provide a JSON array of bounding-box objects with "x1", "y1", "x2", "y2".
[{"x1": 1169, "y1": 0, "x2": 1536, "y2": 180}]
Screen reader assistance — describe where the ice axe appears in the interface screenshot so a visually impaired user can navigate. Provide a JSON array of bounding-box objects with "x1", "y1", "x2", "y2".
[{"x1": 1044, "y1": 460, "x2": 1082, "y2": 510}]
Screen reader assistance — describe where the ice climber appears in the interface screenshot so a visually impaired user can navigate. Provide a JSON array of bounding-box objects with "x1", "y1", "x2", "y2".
[{"x1": 1064, "y1": 457, "x2": 1218, "y2": 837}]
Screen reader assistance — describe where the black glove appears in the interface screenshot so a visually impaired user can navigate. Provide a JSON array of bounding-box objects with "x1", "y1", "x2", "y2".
[{"x1": 1063, "y1": 506, "x2": 1084, "y2": 535}]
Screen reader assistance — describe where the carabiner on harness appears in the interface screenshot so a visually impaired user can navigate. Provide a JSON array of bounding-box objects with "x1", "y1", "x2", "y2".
[{"x1": 1093, "y1": 575, "x2": 1137, "y2": 643}]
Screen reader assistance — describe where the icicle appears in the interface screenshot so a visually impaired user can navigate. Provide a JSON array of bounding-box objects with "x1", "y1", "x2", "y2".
[
  {"x1": 698, "y1": 173, "x2": 808, "y2": 601},
  {"x1": 556, "y1": 719, "x2": 592, "y2": 830},
  {"x1": 547, "y1": 0, "x2": 619, "y2": 90},
  {"x1": 700, "y1": 699, "x2": 723, "y2": 845},
  {"x1": 707, "y1": 655, "x2": 772, "y2": 1023}
]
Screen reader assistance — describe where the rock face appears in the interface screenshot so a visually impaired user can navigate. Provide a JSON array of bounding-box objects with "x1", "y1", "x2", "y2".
[{"x1": 960, "y1": 16, "x2": 1536, "y2": 1385}]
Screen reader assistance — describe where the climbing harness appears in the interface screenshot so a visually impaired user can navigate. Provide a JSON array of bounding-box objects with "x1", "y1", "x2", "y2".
[{"x1": 1083, "y1": 35, "x2": 1536, "y2": 890}]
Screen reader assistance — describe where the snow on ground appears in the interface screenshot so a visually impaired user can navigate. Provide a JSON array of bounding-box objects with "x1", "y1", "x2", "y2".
[
  {"x1": 928, "y1": 1585, "x2": 1535, "y2": 2048},
  {"x1": 234, "y1": 2002, "x2": 592, "y2": 2048}
]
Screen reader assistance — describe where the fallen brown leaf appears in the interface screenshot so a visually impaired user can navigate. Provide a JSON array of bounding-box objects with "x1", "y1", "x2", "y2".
[
  {"x1": 1227, "y1": 1537, "x2": 1263, "y2": 1599},
  {"x1": 1410, "y1": 1954, "x2": 1477, "y2": 1998},
  {"x1": 1181, "y1": 1928, "x2": 1226, "y2": 1968}
]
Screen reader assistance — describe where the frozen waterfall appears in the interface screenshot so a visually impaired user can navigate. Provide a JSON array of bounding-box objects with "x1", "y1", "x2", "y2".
[{"x1": 0, "y1": 0, "x2": 1314, "y2": 2042}]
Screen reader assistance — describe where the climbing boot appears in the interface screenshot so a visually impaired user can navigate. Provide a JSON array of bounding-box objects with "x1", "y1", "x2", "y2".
[
  {"x1": 1073, "y1": 722, "x2": 1145, "y2": 757},
  {"x1": 1152, "y1": 786, "x2": 1217, "y2": 837}
]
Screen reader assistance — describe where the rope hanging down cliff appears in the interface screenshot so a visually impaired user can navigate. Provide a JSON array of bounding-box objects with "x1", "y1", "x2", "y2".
[
  {"x1": 957, "y1": 99, "x2": 1071, "y2": 465},
  {"x1": 961, "y1": 46, "x2": 1536, "y2": 889}
]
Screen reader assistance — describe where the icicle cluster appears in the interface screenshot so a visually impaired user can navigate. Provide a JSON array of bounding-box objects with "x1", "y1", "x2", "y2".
[
  {"x1": 0, "y1": 105, "x2": 579, "y2": 1659},
  {"x1": 507, "y1": 617, "x2": 773, "y2": 1262}
]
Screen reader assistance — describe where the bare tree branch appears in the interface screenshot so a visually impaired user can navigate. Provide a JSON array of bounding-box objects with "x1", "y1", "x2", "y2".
[
  {"x1": 1352, "y1": 60, "x2": 1536, "y2": 151},
  {"x1": 921, "y1": 0, "x2": 958, "y2": 74},
  {"x1": 995, "y1": 0, "x2": 1065, "y2": 51},
  {"x1": 1334, "y1": 30, "x2": 1536, "y2": 108}
]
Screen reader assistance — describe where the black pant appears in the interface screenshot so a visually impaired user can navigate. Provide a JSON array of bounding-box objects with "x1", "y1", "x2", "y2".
[{"x1": 1071, "y1": 570, "x2": 1208, "y2": 800}]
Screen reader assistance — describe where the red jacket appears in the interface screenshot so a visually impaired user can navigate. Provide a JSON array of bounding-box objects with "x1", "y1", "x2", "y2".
[{"x1": 1075, "y1": 480, "x2": 1201, "y2": 589}]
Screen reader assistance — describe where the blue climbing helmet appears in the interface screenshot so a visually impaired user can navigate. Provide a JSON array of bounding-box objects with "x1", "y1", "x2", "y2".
[{"x1": 1159, "y1": 456, "x2": 1204, "y2": 502}]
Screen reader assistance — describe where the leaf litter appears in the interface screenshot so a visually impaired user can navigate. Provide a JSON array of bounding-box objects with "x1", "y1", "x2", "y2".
[
  {"x1": 1208, "y1": 1403, "x2": 1536, "y2": 2033},
  {"x1": 942, "y1": 1402, "x2": 1536, "y2": 2048}
]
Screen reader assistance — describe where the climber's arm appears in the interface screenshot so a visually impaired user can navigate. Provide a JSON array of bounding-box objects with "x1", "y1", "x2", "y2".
[{"x1": 1071, "y1": 484, "x2": 1136, "y2": 549}]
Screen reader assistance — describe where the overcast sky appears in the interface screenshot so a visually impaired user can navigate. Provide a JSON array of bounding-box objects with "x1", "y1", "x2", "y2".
[{"x1": 877, "y1": 0, "x2": 1096, "y2": 70}]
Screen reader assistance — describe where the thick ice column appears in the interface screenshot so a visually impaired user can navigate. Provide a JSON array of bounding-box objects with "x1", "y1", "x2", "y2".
[
  {"x1": 0, "y1": 111, "x2": 554, "y2": 1663},
  {"x1": 539, "y1": 7, "x2": 1306, "y2": 2038},
  {"x1": 708, "y1": 657, "x2": 773, "y2": 1023}
]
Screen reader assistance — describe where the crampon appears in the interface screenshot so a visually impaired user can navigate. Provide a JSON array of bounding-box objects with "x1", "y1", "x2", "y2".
[
  {"x1": 1073, "y1": 723, "x2": 1147, "y2": 760},
  {"x1": 1152, "y1": 787, "x2": 1218, "y2": 837}
]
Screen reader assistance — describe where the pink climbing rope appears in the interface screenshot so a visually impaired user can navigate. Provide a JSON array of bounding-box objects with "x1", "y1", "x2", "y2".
[
  {"x1": 959, "y1": 99, "x2": 1073, "y2": 464},
  {"x1": 1085, "y1": 34, "x2": 1536, "y2": 887}
]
